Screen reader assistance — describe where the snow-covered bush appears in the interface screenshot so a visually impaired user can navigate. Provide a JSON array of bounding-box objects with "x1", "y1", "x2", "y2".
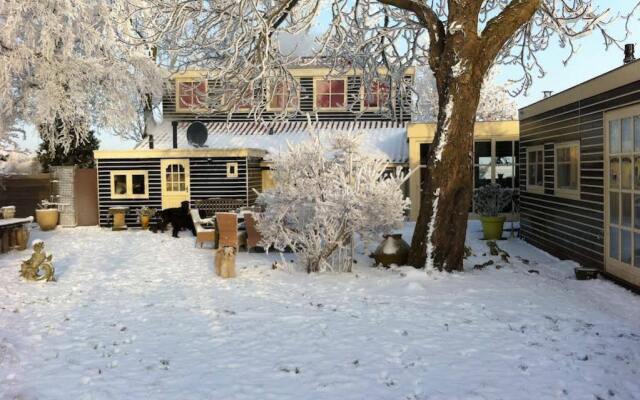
[
  {"x1": 473, "y1": 184, "x2": 513, "y2": 217},
  {"x1": 257, "y1": 131, "x2": 410, "y2": 273}
]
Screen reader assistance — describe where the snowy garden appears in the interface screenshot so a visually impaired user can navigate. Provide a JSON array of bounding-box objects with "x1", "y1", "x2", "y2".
[{"x1": 1, "y1": 222, "x2": 640, "y2": 399}]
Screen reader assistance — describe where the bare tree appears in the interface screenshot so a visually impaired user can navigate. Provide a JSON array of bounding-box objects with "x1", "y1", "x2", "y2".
[
  {"x1": 0, "y1": 0, "x2": 163, "y2": 152},
  {"x1": 131, "y1": 0, "x2": 639, "y2": 271}
]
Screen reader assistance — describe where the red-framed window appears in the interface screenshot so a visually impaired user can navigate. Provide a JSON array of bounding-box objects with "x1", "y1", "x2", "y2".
[
  {"x1": 177, "y1": 81, "x2": 207, "y2": 110},
  {"x1": 315, "y1": 79, "x2": 346, "y2": 109}
]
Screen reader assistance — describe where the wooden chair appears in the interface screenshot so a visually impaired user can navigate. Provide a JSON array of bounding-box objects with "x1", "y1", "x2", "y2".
[
  {"x1": 244, "y1": 212, "x2": 264, "y2": 252},
  {"x1": 215, "y1": 212, "x2": 246, "y2": 250},
  {"x1": 190, "y1": 209, "x2": 216, "y2": 248}
]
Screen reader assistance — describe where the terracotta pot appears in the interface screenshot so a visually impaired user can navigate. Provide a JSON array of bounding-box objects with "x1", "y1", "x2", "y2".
[
  {"x1": 372, "y1": 233, "x2": 410, "y2": 267},
  {"x1": 480, "y1": 216, "x2": 505, "y2": 240},
  {"x1": 36, "y1": 209, "x2": 59, "y2": 231},
  {"x1": 140, "y1": 215, "x2": 150, "y2": 230}
]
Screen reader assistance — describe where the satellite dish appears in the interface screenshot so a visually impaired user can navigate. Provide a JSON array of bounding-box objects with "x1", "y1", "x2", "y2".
[{"x1": 187, "y1": 122, "x2": 208, "y2": 147}]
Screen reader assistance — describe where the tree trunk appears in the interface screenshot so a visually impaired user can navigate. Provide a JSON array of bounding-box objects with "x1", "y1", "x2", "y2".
[{"x1": 407, "y1": 65, "x2": 483, "y2": 272}]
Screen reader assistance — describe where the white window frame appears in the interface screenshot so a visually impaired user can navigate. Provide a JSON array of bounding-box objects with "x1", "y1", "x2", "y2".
[
  {"x1": 526, "y1": 145, "x2": 545, "y2": 194},
  {"x1": 110, "y1": 170, "x2": 149, "y2": 199},
  {"x1": 175, "y1": 79, "x2": 208, "y2": 113},
  {"x1": 226, "y1": 162, "x2": 239, "y2": 178},
  {"x1": 266, "y1": 80, "x2": 300, "y2": 112},
  {"x1": 554, "y1": 141, "x2": 581, "y2": 199},
  {"x1": 313, "y1": 78, "x2": 348, "y2": 111}
]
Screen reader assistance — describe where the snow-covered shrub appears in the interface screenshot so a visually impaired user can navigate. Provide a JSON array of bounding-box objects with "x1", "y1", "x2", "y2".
[
  {"x1": 257, "y1": 131, "x2": 410, "y2": 273},
  {"x1": 474, "y1": 184, "x2": 513, "y2": 217}
]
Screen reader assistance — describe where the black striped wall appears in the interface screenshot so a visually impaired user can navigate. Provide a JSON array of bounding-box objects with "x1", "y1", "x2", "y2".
[
  {"x1": 97, "y1": 156, "x2": 257, "y2": 227},
  {"x1": 97, "y1": 158, "x2": 162, "y2": 227},
  {"x1": 519, "y1": 79, "x2": 640, "y2": 270},
  {"x1": 163, "y1": 75, "x2": 413, "y2": 122}
]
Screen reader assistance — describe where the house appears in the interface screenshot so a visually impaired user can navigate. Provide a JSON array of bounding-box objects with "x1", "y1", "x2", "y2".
[
  {"x1": 519, "y1": 48, "x2": 640, "y2": 288},
  {"x1": 94, "y1": 66, "x2": 519, "y2": 228}
]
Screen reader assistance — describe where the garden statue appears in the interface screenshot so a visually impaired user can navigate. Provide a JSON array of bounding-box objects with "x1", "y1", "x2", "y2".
[{"x1": 20, "y1": 240, "x2": 55, "y2": 282}]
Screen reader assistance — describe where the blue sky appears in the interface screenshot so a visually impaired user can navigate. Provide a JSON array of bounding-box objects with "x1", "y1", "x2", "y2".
[{"x1": 15, "y1": 2, "x2": 640, "y2": 152}]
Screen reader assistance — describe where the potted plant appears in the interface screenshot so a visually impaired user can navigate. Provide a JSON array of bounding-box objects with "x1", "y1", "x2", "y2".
[
  {"x1": 136, "y1": 207, "x2": 156, "y2": 230},
  {"x1": 35, "y1": 200, "x2": 59, "y2": 231},
  {"x1": 474, "y1": 183, "x2": 513, "y2": 240}
]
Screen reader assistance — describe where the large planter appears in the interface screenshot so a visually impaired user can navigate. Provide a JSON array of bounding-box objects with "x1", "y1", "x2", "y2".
[
  {"x1": 36, "y1": 209, "x2": 59, "y2": 231},
  {"x1": 480, "y1": 216, "x2": 505, "y2": 240},
  {"x1": 140, "y1": 215, "x2": 151, "y2": 230},
  {"x1": 372, "y1": 233, "x2": 410, "y2": 267}
]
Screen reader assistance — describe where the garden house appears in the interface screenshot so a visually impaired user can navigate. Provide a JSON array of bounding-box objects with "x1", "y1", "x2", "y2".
[{"x1": 519, "y1": 53, "x2": 640, "y2": 288}]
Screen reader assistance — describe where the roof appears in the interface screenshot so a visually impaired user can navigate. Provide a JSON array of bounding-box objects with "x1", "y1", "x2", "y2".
[
  {"x1": 519, "y1": 58, "x2": 640, "y2": 120},
  {"x1": 137, "y1": 120, "x2": 409, "y2": 163}
]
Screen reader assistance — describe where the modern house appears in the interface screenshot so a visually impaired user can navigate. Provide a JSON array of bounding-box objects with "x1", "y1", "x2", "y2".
[
  {"x1": 95, "y1": 66, "x2": 519, "y2": 228},
  {"x1": 519, "y1": 49, "x2": 640, "y2": 288}
]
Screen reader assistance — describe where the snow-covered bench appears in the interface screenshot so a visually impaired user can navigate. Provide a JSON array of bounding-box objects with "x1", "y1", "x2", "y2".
[{"x1": 0, "y1": 216, "x2": 33, "y2": 253}]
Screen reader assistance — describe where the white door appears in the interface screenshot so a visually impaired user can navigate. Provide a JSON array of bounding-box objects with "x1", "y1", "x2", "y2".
[
  {"x1": 604, "y1": 106, "x2": 640, "y2": 287},
  {"x1": 161, "y1": 159, "x2": 190, "y2": 209}
]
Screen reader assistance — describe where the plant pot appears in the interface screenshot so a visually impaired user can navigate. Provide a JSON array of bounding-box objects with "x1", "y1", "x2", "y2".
[
  {"x1": 36, "y1": 209, "x2": 59, "y2": 231},
  {"x1": 480, "y1": 216, "x2": 505, "y2": 240},
  {"x1": 372, "y1": 233, "x2": 410, "y2": 267},
  {"x1": 2, "y1": 206, "x2": 16, "y2": 219},
  {"x1": 574, "y1": 267, "x2": 599, "y2": 280},
  {"x1": 140, "y1": 215, "x2": 151, "y2": 230}
]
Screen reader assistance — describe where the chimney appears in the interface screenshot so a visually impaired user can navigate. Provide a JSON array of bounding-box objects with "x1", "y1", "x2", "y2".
[
  {"x1": 148, "y1": 135, "x2": 154, "y2": 150},
  {"x1": 624, "y1": 43, "x2": 635, "y2": 64},
  {"x1": 171, "y1": 121, "x2": 178, "y2": 149},
  {"x1": 543, "y1": 90, "x2": 553, "y2": 99}
]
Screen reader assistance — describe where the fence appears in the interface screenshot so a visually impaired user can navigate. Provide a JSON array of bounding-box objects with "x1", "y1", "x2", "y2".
[{"x1": 0, "y1": 174, "x2": 51, "y2": 218}]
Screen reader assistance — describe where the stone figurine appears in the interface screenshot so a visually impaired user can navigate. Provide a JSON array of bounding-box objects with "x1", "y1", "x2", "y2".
[{"x1": 20, "y1": 240, "x2": 55, "y2": 282}]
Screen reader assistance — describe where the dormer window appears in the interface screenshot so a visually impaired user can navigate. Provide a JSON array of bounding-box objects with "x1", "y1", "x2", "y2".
[
  {"x1": 362, "y1": 81, "x2": 390, "y2": 110},
  {"x1": 176, "y1": 80, "x2": 207, "y2": 112},
  {"x1": 224, "y1": 85, "x2": 254, "y2": 111},
  {"x1": 268, "y1": 81, "x2": 299, "y2": 111},
  {"x1": 314, "y1": 78, "x2": 346, "y2": 110}
]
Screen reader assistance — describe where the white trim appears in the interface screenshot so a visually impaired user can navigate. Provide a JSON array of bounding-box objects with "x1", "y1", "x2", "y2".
[
  {"x1": 226, "y1": 162, "x2": 239, "y2": 178},
  {"x1": 554, "y1": 140, "x2": 581, "y2": 200}
]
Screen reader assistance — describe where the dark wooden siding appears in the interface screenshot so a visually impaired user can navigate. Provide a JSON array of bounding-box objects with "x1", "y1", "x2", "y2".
[
  {"x1": 97, "y1": 158, "x2": 162, "y2": 227},
  {"x1": 247, "y1": 157, "x2": 262, "y2": 205},
  {"x1": 163, "y1": 75, "x2": 413, "y2": 123},
  {"x1": 189, "y1": 157, "x2": 248, "y2": 204},
  {"x1": 519, "y1": 78, "x2": 640, "y2": 269}
]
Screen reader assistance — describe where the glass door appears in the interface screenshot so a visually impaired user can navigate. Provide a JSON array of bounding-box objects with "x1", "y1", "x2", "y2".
[
  {"x1": 605, "y1": 109, "x2": 640, "y2": 287},
  {"x1": 161, "y1": 159, "x2": 190, "y2": 209}
]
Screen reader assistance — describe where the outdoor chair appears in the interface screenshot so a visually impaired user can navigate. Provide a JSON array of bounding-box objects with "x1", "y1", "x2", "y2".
[
  {"x1": 244, "y1": 212, "x2": 264, "y2": 252},
  {"x1": 215, "y1": 212, "x2": 246, "y2": 251},
  {"x1": 190, "y1": 209, "x2": 216, "y2": 248},
  {"x1": 194, "y1": 198, "x2": 246, "y2": 218}
]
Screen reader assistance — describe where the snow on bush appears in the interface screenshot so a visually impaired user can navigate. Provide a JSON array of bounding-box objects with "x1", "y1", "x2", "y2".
[
  {"x1": 257, "y1": 131, "x2": 410, "y2": 273},
  {"x1": 473, "y1": 183, "x2": 513, "y2": 217}
]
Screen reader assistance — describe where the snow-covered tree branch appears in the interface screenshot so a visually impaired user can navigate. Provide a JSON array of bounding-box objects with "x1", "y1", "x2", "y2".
[
  {"x1": 257, "y1": 130, "x2": 410, "y2": 273},
  {"x1": 0, "y1": 0, "x2": 164, "y2": 152}
]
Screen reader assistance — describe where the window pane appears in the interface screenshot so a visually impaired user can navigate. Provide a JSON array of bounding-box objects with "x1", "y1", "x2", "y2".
[
  {"x1": 636, "y1": 157, "x2": 640, "y2": 190},
  {"x1": 132, "y1": 175, "x2": 145, "y2": 195},
  {"x1": 610, "y1": 227, "x2": 619, "y2": 260},
  {"x1": 194, "y1": 81, "x2": 207, "y2": 106},
  {"x1": 330, "y1": 94, "x2": 345, "y2": 108},
  {"x1": 514, "y1": 166, "x2": 520, "y2": 188},
  {"x1": 496, "y1": 165, "x2": 513, "y2": 188},
  {"x1": 622, "y1": 230, "x2": 632, "y2": 264},
  {"x1": 610, "y1": 158, "x2": 620, "y2": 188},
  {"x1": 114, "y1": 175, "x2": 127, "y2": 195},
  {"x1": 495, "y1": 141, "x2": 513, "y2": 165},
  {"x1": 610, "y1": 120, "x2": 620, "y2": 154},
  {"x1": 622, "y1": 192, "x2": 632, "y2": 227},
  {"x1": 536, "y1": 163, "x2": 543, "y2": 186},
  {"x1": 330, "y1": 80, "x2": 345, "y2": 93},
  {"x1": 527, "y1": 163, "x2": 535, "y2": 186},
  {"x1": 634, "y1": 233, "x2": 640, "y2": 267},
  {"x1": 622, "y1": 118, "x2": 633, "y2": 153},
  {"x1": 635, "y1": 117, "x2": 640, "y2": 152},
  {"x1": 317, "y1": 94, "x2": 330, "y2": 108},
  {"x1": 557, "y1": 164, "x2": 571, "y2": 188},
  {"x1": 635, "y1": 195, "x2": 640, "y2": 229},
  {"x1": 475, "y1": 142, "x2": 491, "y2": 165},
  {"x1": 475, "y1": 166, "x2": 491, "y2": 188},
  {"x1": 610, "y1": 191, "x2": 619, "y2": 225},
  {"x1": 317, "y1": 80, "x2": 330, "y2": 94},
  {"x1": 622, "y1": 157, "x2": 632, "y2": 189}
]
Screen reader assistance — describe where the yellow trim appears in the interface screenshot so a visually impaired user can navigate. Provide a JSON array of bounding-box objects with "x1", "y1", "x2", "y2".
[
  {"x1": 170, "y1": 67, "x2": 415, "y2": 80},
  {"x1": 407, "y1": 121, "x2": 520, "y2": 220},
  {"x1": 313, "y1": 77, "x2": 348, "y2": 111},
  {"x1": 265, "y1": 79, "x2": 301, "y2": 112},
  {"x1": 95, "y1": 149, "x2": 267, "y2": 159},
  {"x1": 110, "y1": 170, "x2": 149, "y2": 199},
  {"x1": 520, "y1": 60, "x2": 640, "y2": 120},
  {"x1": 359, "y1": 80, "x2": 394, "y2": 112},
  {"x1": 554, "y1": 141, "x2": 581, "y2": 199},
  {"x1": 175, "y1": 78, "x2": 209, "y2": 113},
  {"x1": 226, "y1": 162, "x2": 239, "y2": 178}
]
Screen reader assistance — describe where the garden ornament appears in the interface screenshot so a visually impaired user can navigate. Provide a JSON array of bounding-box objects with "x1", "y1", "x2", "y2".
[{"x1": 20, "y1": 240, "x2": 55, "y2": 282}]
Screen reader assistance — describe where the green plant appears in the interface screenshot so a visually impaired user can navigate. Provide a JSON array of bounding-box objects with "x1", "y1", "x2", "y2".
[
  {"x1": 473, "y1": 184, "x2": 512, "y2": 217},
  {"x1": 37, "y1": 124, "x2": 100, "y2": 172}
]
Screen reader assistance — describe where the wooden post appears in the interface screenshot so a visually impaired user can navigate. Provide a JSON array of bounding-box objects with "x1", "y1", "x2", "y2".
[
  {"x1": 0, "y1": 230, "x2": 9, "y2": 253},
  {"x1": 16, "y1": 227, "x2": 29, "y2": 251}
]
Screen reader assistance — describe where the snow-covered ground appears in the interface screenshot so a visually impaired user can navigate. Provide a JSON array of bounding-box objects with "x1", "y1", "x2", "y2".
[{"x1": 1, "y1": 222, "x2": 639, "y2": 399}]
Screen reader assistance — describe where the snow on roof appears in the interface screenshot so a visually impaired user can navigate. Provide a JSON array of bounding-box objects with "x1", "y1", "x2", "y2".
[{"x1": 137, "y1": 121, "x2": 408, "y2": 163}]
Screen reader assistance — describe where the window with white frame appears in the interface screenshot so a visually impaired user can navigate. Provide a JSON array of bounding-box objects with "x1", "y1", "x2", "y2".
[
  {"x1": 111, "y1": 171, "x2": 149, "y2": 199},
  {"x1": 526, "y1": 145, "x2": 544, "y2": 193},
  {"x1": 555, "y1": 141, "x2": 580, "y2": 198},
  {"x1": 361, "y1": 80, "x2": 391, "y2": 110}
]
